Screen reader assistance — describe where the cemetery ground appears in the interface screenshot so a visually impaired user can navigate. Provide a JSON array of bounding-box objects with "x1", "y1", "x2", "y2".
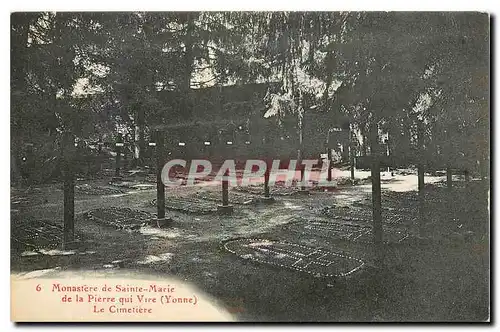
[{"x1": 10, "y1": 169, "x2": 489, "y2": 322}]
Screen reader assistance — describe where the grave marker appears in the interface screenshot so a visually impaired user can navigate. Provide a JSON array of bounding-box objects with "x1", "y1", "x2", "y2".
[
  {"x1": 113, "y1": 134, "x2": 124, "y2": 180},
  {"x1": 62, "y1": 132, "x2": 75, "y2": 249},
  {"x1": 223, "y1": 238, "x2": 365, "y2": 279},
  {"x1": 217, "y1": 168, "x2": 233, "y2": 214},
  {"x1": 155, "y1": 131, "x2": 167, "y2": 223}
]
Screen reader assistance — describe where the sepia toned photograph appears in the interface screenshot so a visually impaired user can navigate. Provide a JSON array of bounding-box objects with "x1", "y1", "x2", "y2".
[{"x1": 10, "y1": 11, "x2": 490, "y2": 322}]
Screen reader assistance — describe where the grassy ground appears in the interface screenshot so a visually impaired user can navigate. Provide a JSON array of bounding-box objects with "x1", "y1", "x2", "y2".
[{"x1": 10, "y1": 171, "x2": 490, "y2": 322}]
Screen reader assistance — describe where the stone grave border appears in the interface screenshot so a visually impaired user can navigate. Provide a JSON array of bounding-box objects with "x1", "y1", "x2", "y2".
[
  {"x1": 221, "y1": 237, "x2": 365, "y2": 279},
  {"x1": 286, "y1": 218, "x2": 410, "y2": 244},
  {"x1": 149, "y1": 198, "x2": 218, "y2": 215},
  {"x1": 319, "y1": 206, "x2": 417, "y2": 227},
  {"x1": 84, "y1": 207, "x2": 158, "y2": 230},
  {"x1": 75, "y1": 184, "x2": 127, "y2": 196},
  {"x1": 11, "y1": 219, "x2": 78, "y2": 251},
  {"x1": 233, "y1": 185, "x2": 308, "y2": 197},
  {"x1": 192, "y1": 191, "x2": 258, "y2": 205}
]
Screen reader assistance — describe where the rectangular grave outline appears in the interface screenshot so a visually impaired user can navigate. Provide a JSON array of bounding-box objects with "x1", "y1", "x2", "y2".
[{"x1": 222, "y1": 237, "x2": 365, "y2": 279}]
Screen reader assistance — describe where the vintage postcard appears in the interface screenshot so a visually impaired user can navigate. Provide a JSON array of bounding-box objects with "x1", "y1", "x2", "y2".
[{"x1": 10, "y1": 11, "x2": 490, "y2": 322}]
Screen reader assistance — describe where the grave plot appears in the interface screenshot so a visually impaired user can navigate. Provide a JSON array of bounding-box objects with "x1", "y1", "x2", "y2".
[
  {"x1": 384, "y1": 209, "x2": 420, "y2": 225},
  {"x1": 320, "y1": 206, "x2": 372, "y2": 222},
  {"x1": 345, "y1": 197, "x2": 417, "y2": 217},
  {"x1": 285, "y1": 219, "x2": 409, "y2": 244},
  {"x1": 307, "y1": 177, "x2": 372, "y2": 191},
  {"x1": 84, "y1": 207, "x2": 159, "y2": 230},
  {"x1": 381, "y1": 190, "x2": 447, "y2": 215},
  {"x1": 11, "y1": 219, "x2": 79, "y2": 252},
  {"x1": 150, "y1": 197, "x2": 217, "y2": 214},
  {"x1": 192, "y1": 191, "x2": 257, "y2": 205},
  {"x1": 336, "y1": 177, "x2": 372, "y2": 186},
  {"x1": 108, "y1": 180, "x2": 156, "y2": 191},
  {"x1": 381, "y1": 191, "x2": 419, "y2": 214},
  {"x1": 232, "y1": 185, "x2": 265, "y2": 195},
  {"x1": 143, "y1": 172, "x2": 215, "y2": 185},
  {"x1": 233, "y1": 182, "x2": 306, "y2": 197},
  {"x1": 320, "y1": 205, "x2": 418, "y2": 226},
  {"x1": 11, "y1": 194, "x2": 47, "y2": 208},
  {"x1": 223, "y1": 238, "x2": 365, "y2": 279},
  {"x1": 382, "y1": 190, "x2": 418, "y2": 201},
  {"x1": 75, "y1": 184, "x2": 127, "y2": 196},
  {"x1": 144, "y1": 174, "x2": 158, "y2": 183}
]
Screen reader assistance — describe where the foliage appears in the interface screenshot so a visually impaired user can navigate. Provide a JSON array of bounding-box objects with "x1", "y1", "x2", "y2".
[{"x1": 11, "y1": 12, "x2": 489, "y2": 180}]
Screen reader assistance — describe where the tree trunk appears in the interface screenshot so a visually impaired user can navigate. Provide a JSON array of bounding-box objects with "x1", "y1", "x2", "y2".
[
  {"x1": 184, "y1": 14, "x2": 194, "y2": 91},
  {"x1": 464, "y1": 169, "x2": 470, "y2": 183},
  {"x1": 417, "y1": 121, "x2": 425, "y2": 236},
  {"x1": 417, "y1": 122, "x2": 425, "y2": 192},
  {"x1": 297, "y1": 92, "x2": 305, "y2": 188},
  {"x1": 264, "y1": 169, "x2": 270, "y2": 197},
  {"x1": 326, "y1": 130, "x2": 332, "y2": 182},
  {"x1": 446, "y1": 165, "x2": 453, "y2": 190},
  {"x1": 479, "y1": 157, "x2": 489, "y2": 198},
  {"x1": 418, "y1": 166, "x2": 425, "y2": 192},
  {"x1": 114, "y1": 134, "x2": 123, "y2": 179},
  {"x1": 350, "y1": 150, "x2": 355, "y2": 181},
  {"x1": 11, "y1": 140, "x2": 21, "y2": 185},
  {"x1": 156, "y1": 130, "x2": 165, "y2": 220},
  {"x1": 134, "y1": 107, "x2": 146, "y2": 167},
  {"x1": 180, "y1": 13, "x2": 194, "y2": 119},
  {"x1": 264, "y1": 131, "x2": 271, "y2": 198},
  {"x1": 369, "y1": 120, "x2": 383, "y2": 264},
  {"x1": 62, "y1": 132, "x2": 75, "y2": 249},
  {"x1": 361, "y1": 125, "x2": 368, "y2": 156},
  {"x1": 350, "y1": 125, "x2": 355, "y2": 181},
  {"x1": 11, "y1": 14, "x2": 31, "y2": 185},
  {"x1": 221, "y1": 169, "x2": 229, "y2": 206},
  {"x1": 479, "y1": 157, "x2": 487, "y2": 182},
  {"x1": 134, "y1": 127, "x2": 139, "y2": 167}
]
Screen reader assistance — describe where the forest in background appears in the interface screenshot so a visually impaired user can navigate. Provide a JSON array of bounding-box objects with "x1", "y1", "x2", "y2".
[{"x1": 10, "y1": 12, "x2": 489, "y2": 183}]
